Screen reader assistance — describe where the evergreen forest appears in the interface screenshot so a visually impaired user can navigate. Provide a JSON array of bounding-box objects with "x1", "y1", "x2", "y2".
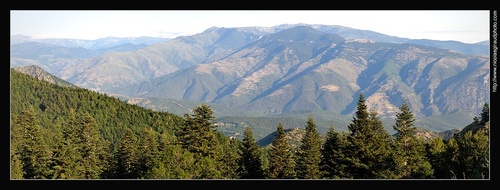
[{"x1": 10, "y1": 69, "x2": 490, "y2": 179}]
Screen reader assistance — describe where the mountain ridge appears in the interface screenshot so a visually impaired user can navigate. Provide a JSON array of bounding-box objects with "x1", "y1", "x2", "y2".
[{"x1": 10, "y1": 24, "x2": 490, "y2": 137}]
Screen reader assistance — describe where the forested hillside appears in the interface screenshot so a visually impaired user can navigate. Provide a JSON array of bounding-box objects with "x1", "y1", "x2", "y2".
[{"x1": 10, "y1": 69, "x2": 489, "y2": 179}]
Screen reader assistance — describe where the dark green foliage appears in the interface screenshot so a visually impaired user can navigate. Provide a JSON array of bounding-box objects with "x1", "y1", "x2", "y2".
[
  {"x1": 392, "y1": 100, "x2": 433, "y2": 178},
  {"x1": 479, "y1": 103, "x2": 489, "y2": 125},
  {"x1": 237, "y1": 127, "x2": 264, "y2": 179},
  {"x1": 79, "y1": 113, "x2": 108, "y2": 179},
  {"x1": 51, "y1": 112, "x2": 84, "y2": 179},
  {"x1": 175, "y1": 103, "x2": 225, "y2": 178},
  {"x1": 147, "y1": 142, "x2": 197, "y2": 179},
  {"x1": 344, "y1": 94, "x2": 395, "y2": 179},
  {"x1": 425, "y1": 138, "x2": 447, "y2": 178},
  {"x1": 296, "y1": 116, "x2": 322, "y2": 179},
  {"x1": 10, "y1": 69, "x2": 183, "y2": 149},
  {"x1": 115, "y1": 128, "x2": 139, "y2": 179},
  {"x1": 177, "y1": 103, "x2": 219, "y2": 159},
  {"x1": 320, "y1": 126, "x2": 350, "y2": 179},
  {"x1": 442, "y1": 104, "x2": 489, "y2": 179},
  {"x1": 266, "y1": 123, "x2": 296, "y2": 179},
  {"x1": 451, "y1": 130, "x2": 489, "y2": 179},
  {"x1": 136, "y1": 127, "x2": 160, "y2": 178},
  {"x1": 219, "y1": 137, "x2": 240, "y2": 179},
  {"x1": 11, "y1": 107, "x2": 53, "y2": 179}
]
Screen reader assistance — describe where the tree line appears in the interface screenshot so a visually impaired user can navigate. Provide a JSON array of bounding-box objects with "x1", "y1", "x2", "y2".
[{"x1": 10, "y1": 69, "x2": 489, "y2": 179}]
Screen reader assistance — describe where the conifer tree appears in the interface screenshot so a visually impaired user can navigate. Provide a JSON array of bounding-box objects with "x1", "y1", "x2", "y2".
[
  {"x1": 220, "y1": 136, "x2": 240, "y2": 179},
  {"x1": 176, "y1": 103, "x2": 223, "y2": 178},
  {"x1": 267, "y1": 122, "x2": 296, "y2": 179},
  {"x1": 50, "y1": 109, "x2": 84, "y2": 179},
  {"x1": 11, "y1": 107, "x2": 53, "y2": 179},
  {"x1": 10, "y1": 153, "x2": 24, "y2": 179},
  {"x1": 177, "y1": 103, "x2": 219, "y2": 159},
  {"x1": 296, "y1": 115, "x2": 322, "y2": 179},
  {"x1": 445, "y1": 138, "x2": 461, "y2": 179},
  {"x1": 392, "y1": 100, "x2": 433, "y2": 178},
  {"x1": 147, "y1": 132, "x2": 198, "y2": 179},
  {"x1": 425, "y1": 137, "x2": 447, "y2": 178},
  {"x1": 115, "y1": 128, "x2": 139, "y2": 179},
  {"x1": 479, "y1": 103, "x2": 489, "y2": 125},
  {"x1": 237, "y1": 127, "x2": 264, "y2": 179},
  {"x1": 344, "y1": 94, "x2": 394, "y2": 179},
  {"x1": 136, "y1": 127, "x2": 160, "y2": 178},
  {"x1": 451, "y1": 131, "x2": 489, "y2": 179},
  {"x1": 78, "y1": 113, "x2": 106, "y2": 179},
  {"x1": 320, "y1": 126, "x2": 350, "y2": 179}
]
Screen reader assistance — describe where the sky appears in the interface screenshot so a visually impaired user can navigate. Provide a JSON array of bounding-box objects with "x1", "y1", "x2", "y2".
[{"x1": 10, "y1": 10, "x2": 491, "y2": 44}]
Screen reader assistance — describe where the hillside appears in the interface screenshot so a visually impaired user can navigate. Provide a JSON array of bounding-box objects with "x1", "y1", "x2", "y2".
[{"x1": 10, "y1": 68, "x2": 184, "y2": 147}]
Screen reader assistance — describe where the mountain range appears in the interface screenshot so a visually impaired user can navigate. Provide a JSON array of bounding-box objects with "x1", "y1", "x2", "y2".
[{"x1": 10, "y1": 23, "x2": 490, "y2": 138}]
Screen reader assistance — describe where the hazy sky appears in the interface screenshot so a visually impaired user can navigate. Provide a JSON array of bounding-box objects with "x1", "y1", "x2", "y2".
[{"x1": 10, "y1": 10, "x2": 490, "y2": 44}]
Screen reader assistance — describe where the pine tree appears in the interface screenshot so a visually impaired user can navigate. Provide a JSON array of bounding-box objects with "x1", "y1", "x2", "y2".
[
  {"x1": 344, "y1": 93, "x2": 395, "y2": 179},
  {"x1": 237, "y1": 127, "x2": 264, "y2": 179},
  {"x1": 176, "y1": 103, "x2": 223, "y2": 178},
  {"x1": 267, "y1": 122, "x2": 296, "y2": 179},
  {"x1": 10, "y1": 153, "x2": 24, "y2": 179},
  {"x1": 11, "y1": 107, "x2": 53, "y2": 179},
  {"x1": 177, "y1": 103, "x2": 219, "y2": 159},
  {"x1": 115, "y1": 128, "x2": 139, "y2": 179},
  {"x1": 451, "y1": 131, "x2": 489, "y2": 179},
  {"x1": 425, "y1": 137, "x2": 447, "y2": 178},
  {"x1": 296, "y1": 115, "x2": 322, "y2": 179},
  {"x1": 147, "y1": 132, "x2": 198, "y2": 179},
  {"x1": 479, "y1": 103, "x2": 489, "y2": 125},
  {"x1": 392, "y1": 100, "x2": 433, "y2": 178},
  {"x1": 320, "y1": 126, "x2": 350, "y2": 179},
  {"x1": 50, "y1": 109, "x2": 84, "y2": 179},
  {"x1": 136, "y1": 127, "x2": 160, "y2": 178},
  {"x1": 220, "y1": 136, "x2": 240, "y2": 179},
  {"x1": 78, "y1": 113, "x2": 106, "y2": 179}
]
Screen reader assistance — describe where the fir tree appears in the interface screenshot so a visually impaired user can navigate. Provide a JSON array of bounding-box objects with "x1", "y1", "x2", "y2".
[
  {"x1": 78, "y1": 113, "x2": 106, "y2": 179},
  {"x1": 177, "y1": 103, "x2": 219, "y2": 159},
  {"x1": 50, "y1": 109, "x2": 85, "y2": 179},
  {"x1": 176, "y1": 103, "x2": 223, "y2": 178},
  {"x1": 320, "y1": 126, "x2": 350, "y2": 179},
  {"x1": 11, "y1": 107, "x2": 53, "y2": 179},
  {"x1": 220, "y1": 136, "x2": 240, "y2": 179},
  {"x1": 296, "y1": 115, "x2": 322, "y2": 179},
  {"x1": 451, "y1": 131, "x2": 489, "y2": 179},
  {"x1": 115, "y1": 128, "x2": 139, "y2": 179},
  {"x1": 425, "y1": 138, "x2": 447, "y2": 179},
  {"x1": 136, "y1": 127, "x2": 160, "y2": 178},
  {"x1": 345, "y1": 94, "x2": 395, "y2": 179},
  {"x1": 392, "y1": 100, "x2": 433, "y2": 178},
  {"x1": 267, "y1": 122, "x2": 296, "y2": 179},
  {"x1": 237, "y1": 127, "x2": 264, "y2": 179},
  {"x1": 479, "y1": 103, "x2": 489, "y2": 125}
]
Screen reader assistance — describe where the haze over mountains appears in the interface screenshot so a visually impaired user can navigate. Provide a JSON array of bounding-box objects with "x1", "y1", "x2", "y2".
[{"x1": 10, "y1": 23, "x2": 490, "y2": 138}]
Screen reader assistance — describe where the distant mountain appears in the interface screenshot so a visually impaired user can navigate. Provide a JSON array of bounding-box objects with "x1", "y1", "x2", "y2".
[
  {"x1": 10, "y1": 24, "x2": 490, "y2": 135},
  {"x1": 131, "y1": 26, "x2": 489, "y2": 119},
  {"x1": 11, "y1": 65, "x2": 78, "y2": 88},
  {"x1": 242, "y1": 24, "x2": 489, "y2": 56},
  {"x1": 10, "y1": 35, "x2": 170, "y2": 50}
]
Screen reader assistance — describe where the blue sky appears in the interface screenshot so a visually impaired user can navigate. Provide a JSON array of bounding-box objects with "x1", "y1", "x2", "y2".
[{"x1": 10, "y1": 10, "x2": 490, "y2": 44}]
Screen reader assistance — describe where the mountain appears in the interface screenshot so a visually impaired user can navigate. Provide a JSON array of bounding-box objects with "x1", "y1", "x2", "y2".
[
  {"x1": 245, "y1": 24, "x2": 489, "y2": 56},
  {"x1": 10, "y1": 24, "x2": 490, "y2": 135},
  {"x1": 10, "y1": 35, "x2": 170, "y2": 50},
  {"x1": 11, "y1": 65, "x2": 78, "y2": 88},
  {"x1": 131, "y1": 26, "x2": 489, "y2": 118}
]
